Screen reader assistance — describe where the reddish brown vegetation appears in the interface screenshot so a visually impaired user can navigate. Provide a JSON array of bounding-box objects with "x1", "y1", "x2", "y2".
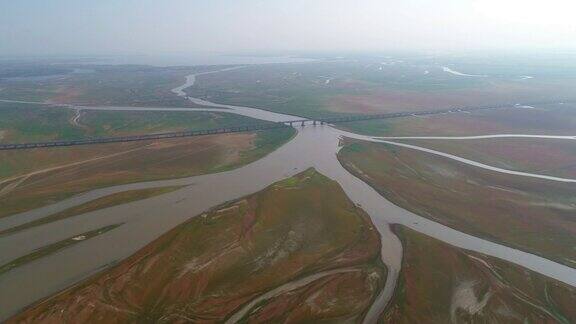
[
  {"x1": 243, "y1": 269, "x2": 380, "y2": 323},
  {"x1": 382, "y1": 225, "x2": 576, "y2": 323},
  {"x1": 339, "y1": 140, "x2": 576, "y2": 267},
  {"x1": 9, "y1": 170, "x2": 385, "y2": 323},
  {"x1": 402, "y1": 138, "x2": 576, "y2": 178}
]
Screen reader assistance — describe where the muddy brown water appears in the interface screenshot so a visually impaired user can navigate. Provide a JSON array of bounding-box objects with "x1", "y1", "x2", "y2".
[{"x1": 1, "y1": 69, "x2": 575, "y2": 322}]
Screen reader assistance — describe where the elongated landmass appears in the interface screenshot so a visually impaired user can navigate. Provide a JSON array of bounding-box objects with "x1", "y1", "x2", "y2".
[
  {"x1": 0, "y1": 128, "x2": 294, "y2": 218},
  {"x1": 0, "y1": 224, "x2": 122, "y2": 276},
  {"x1": 383, "y1": 225, "x2": 576, "y2": 323},
  {"x1": 396, "y1": 137, "x2": 576, "y2": 179},
  {"x1": 9, "y1": 169, "x2": 385, "y2": 323},
  {"x1": 0, "y1": 186, "x2": 183, "y2": 236},
  {"x1": 338, "y1": 139, "x2": 576, "y2": 268}
]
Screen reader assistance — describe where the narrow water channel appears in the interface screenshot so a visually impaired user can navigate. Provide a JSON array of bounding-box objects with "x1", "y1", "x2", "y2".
[{"x1": 0, "y1": 68, "x2": 575, "y2": 322}]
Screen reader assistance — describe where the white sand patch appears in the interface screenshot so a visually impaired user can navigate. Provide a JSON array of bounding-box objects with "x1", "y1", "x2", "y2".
[
  {"x1": 318, "y1": 76, "x2": 333, "y2": 85},
  {"x1": 450, "y1": 280, "x2": 492, "y2": 322},
  {"x1": 442, "y1": 67, "x2": 487, "y2": 77},
  {"x1": 528, "y1": 201, "x2": 576, "y2": 211},
  {"x1": 514, "y1": 104, "x2": 536, "y2": 109}
]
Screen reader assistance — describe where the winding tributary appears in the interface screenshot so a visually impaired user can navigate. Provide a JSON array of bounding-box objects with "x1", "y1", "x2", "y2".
[
  {"x1": 1, "y1": 68, "x2": 575, "y2": 322},
  {"x1": 375, "y1": 134, "x2": 576, "y2": 140},
  {"x1": 371, "y1": 139, "x2": 576, "y2": 183}
]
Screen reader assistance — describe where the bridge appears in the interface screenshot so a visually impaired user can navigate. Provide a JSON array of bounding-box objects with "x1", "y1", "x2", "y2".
[{"x1": 0, "y1": 100, "x2": 565, "y2": 151}]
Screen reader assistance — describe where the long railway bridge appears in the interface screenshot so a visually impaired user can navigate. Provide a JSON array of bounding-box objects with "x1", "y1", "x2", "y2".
[{"x1": 0, "y1": 100, "x2": 565, "y2": 151}]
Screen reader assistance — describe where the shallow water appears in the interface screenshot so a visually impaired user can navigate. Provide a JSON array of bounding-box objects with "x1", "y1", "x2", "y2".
[
  {"x1": 373, "y1": 139, "x2": 576, "y2": 183},
  {"x1": 1, "y1": 69, "x2": 575, "y2": 322},
  {"x1": 442, "y1": 66, "x2": 487, "y2": 77},
  {"x1": 375, "y1": 134, "x2": 576, "y2": 140}
]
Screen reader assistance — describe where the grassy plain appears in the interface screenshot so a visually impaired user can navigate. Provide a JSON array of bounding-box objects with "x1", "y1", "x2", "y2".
[
  {"x1": 186, "y1": 59, "x2": 576, "y2": 118},
  {"x1": 0, "y1": 102, "x2": 81, "y2": 143},
  {"x1": 9, "y1": 169, "x2": 385, "y2": 323},
  {"x1": 339, "y1": 102, "x2": 576, "y2": 137},
  {"x1": 0, "y1": 63, "x2": 73, "y2": 80},
  {"x1": 398, "y1": 138, "x2": 576, "y2": 179},
  {"x1": 0, "y1": 64, "x2": 219, "y2": 107},
  {"x1": 0, "y1": 101, "x2": 272, "y2": 143},
  {"x1": 383, "y1": 225, "x2": 576, "y2": 323},
  {"x1": 338, "y1": 139, "x2": 576, "y2": 268},
  {"x1": 0, "y1": 128, "x2": 295, "y2": 218}
]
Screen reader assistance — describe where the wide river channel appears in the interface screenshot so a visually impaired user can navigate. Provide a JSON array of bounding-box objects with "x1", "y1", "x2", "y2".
[{"x1": 0, "y1": 68, "x2": 575, "y2": 322}]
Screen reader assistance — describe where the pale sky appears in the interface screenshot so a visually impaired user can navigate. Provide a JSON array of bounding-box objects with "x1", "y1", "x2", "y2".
[{"x1": 1, "y1": 0, "x2": 576, "y2": 55}]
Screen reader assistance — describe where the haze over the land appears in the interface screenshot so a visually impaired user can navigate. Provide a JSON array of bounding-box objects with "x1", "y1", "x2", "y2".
[{"x1": 2, "y1": 0, "x2": 576, "y2": 56}]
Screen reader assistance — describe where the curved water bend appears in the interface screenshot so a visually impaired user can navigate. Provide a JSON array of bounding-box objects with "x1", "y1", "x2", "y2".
[
  {"x1": 172, "y1": 67, "x2": 303, "y2": 123},
  {"x1": 2, "y1": 67, "x2": 576, "y2": 322},
  {"x1": 333, "y1": 129, "x2": 576, "y2": 184},
  {"x1": 226, "y1": 267, "x2": 362, "y2": 323},
  {"x1": 375, "y1": 134, "x2": 576, "y2": 140},
  {"x1": 373, "y1": 139, "x2": 576, "y2": 183}
]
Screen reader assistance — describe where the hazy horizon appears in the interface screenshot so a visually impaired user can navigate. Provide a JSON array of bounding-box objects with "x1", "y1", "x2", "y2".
[{"x1": 2, "y1": 0, "x2": 576, "y2": 56}]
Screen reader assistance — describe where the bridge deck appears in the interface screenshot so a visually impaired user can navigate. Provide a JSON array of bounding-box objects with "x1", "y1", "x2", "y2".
[{"x1": 0, "y1": 101, "x2": 565, "y2": 151}]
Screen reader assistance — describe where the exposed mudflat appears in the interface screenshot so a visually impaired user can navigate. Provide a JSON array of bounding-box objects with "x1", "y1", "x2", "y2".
[
  {"x1": 2, "y1": 66, "x2": 576, "y2": 323},
  {"x1": 9, "y1": 170, "x2": 385, "y2": 323}
]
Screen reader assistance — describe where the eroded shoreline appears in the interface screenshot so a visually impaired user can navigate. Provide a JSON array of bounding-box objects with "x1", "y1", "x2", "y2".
[{"x1": 1, "y1": 68, "x2": 576, "y2": 322}]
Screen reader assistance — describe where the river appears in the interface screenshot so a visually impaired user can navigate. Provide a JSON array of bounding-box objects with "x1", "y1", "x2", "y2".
[{"x1": 0, "y1": 68, "x2": 575, "y2": 322}]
